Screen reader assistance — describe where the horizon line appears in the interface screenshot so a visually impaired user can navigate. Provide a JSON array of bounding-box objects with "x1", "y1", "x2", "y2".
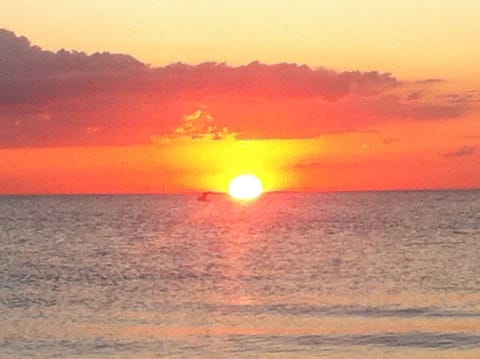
[{"x1": 1, "y1": 187, "x2": 478, "y2": 197}]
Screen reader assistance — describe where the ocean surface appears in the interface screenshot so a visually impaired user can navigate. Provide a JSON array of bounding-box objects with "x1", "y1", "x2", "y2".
[{"x1": 1, "y1": 191, "x2": 479, "y2": 358}]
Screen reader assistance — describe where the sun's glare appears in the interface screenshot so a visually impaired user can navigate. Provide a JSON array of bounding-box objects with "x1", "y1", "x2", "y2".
[{"x1": 228, "y1": 174, "x2": 263, "y2": 200}]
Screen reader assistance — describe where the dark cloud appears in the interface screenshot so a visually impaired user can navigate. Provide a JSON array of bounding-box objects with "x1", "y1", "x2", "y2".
[
  {"x1": 437, "y1": 93, "x2": 472, "y2": 105},
  {"x1": 443, "y1": 146, "x2": 476, "y2": 157},
  {"x1": 0, "y1": 28, "x2": 472, "y2": 148},
  {"x1": 406, "y1": 92, "x2": 420, "y2": 101},
  {"x1": 368, "y1": 94, "x2": 466, "y2": 120},
  {"x1": 148, "y1": 61, "x2": 398, "y2": 100},
  {"x1": 0, "y1": 28, "x2": 397, "y2": 106},
  {"x1": 0, "y1": 29, "x2": 144, "y2": 73},
  {"x1": 0, "y1": 29, "x2": 147, "y2": 106}
]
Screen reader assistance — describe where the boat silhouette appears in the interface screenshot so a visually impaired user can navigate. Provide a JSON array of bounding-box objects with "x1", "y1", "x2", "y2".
[{"x1": 197, "y1": 191, "x2": 213, "y2": 201}]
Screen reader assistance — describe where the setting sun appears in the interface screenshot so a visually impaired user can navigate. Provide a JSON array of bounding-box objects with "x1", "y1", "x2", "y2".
[{"x1": 228, "y1": 174, "x2": 263, "y2": 200}]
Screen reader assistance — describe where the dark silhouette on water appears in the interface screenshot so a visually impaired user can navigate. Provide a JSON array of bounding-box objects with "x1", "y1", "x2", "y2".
[{"x1": 197, "y1": 191, "x2": 213, "y2": 201}]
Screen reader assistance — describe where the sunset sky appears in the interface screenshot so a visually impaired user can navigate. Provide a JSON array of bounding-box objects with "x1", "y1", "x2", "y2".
[{"x1": 1, "y1": 0, "x2": 479, "y2": 194}]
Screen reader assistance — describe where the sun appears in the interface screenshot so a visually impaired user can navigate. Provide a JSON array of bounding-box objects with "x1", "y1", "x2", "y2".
[{"x1": 228, "y1": 174, "x2": 264, "y2": 200}]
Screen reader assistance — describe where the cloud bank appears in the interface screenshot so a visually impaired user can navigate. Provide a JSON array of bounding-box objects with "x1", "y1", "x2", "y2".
[{"x1": 0, "y1": 29, "x2": 471, "y2": 148}]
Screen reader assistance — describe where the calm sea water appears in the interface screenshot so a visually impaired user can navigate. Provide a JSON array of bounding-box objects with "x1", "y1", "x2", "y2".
[{"x1": 1, "y1": 191, "x2": 479, "y2": 358}]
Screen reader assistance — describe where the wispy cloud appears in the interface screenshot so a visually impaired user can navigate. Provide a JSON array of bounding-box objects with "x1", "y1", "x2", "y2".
[
  {"x1": 414, "y1": 78, "x2": 444, "y2": 84},
  {"x1": 443, "y1": 146, "x2": 476, "y2": 157}
]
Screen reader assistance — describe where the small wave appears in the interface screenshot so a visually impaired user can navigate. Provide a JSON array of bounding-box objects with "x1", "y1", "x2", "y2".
[
  {"x1": 293, "y1": 332, "x2": 480, "y2": 349},
  {"x1": 198, "y1": 303, "x2": 480, "y2": 318}
]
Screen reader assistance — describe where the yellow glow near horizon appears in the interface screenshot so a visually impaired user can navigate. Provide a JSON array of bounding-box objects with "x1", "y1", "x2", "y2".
[
  {"x1": 158, "y1": 136, "x2": 320, "y2": 193},
  {"x1": 228, "y1": 174, "x2": 263, "y2": 200}
]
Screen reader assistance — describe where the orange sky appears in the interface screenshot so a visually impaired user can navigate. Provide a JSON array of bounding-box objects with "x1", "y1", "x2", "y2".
[{"x1": 0, "y1": 1, "x2": 479, "y2": 194}]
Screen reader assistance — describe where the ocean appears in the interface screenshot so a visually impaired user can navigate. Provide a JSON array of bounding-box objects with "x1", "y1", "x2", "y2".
[{"x1": 1, "y1": 191, "x2": 479, "y2": 358}]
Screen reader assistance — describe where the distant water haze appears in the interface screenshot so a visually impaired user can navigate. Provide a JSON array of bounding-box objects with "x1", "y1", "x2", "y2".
[{"x1": 1, "y1": 191, "x2": 480, "y2": 357}]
